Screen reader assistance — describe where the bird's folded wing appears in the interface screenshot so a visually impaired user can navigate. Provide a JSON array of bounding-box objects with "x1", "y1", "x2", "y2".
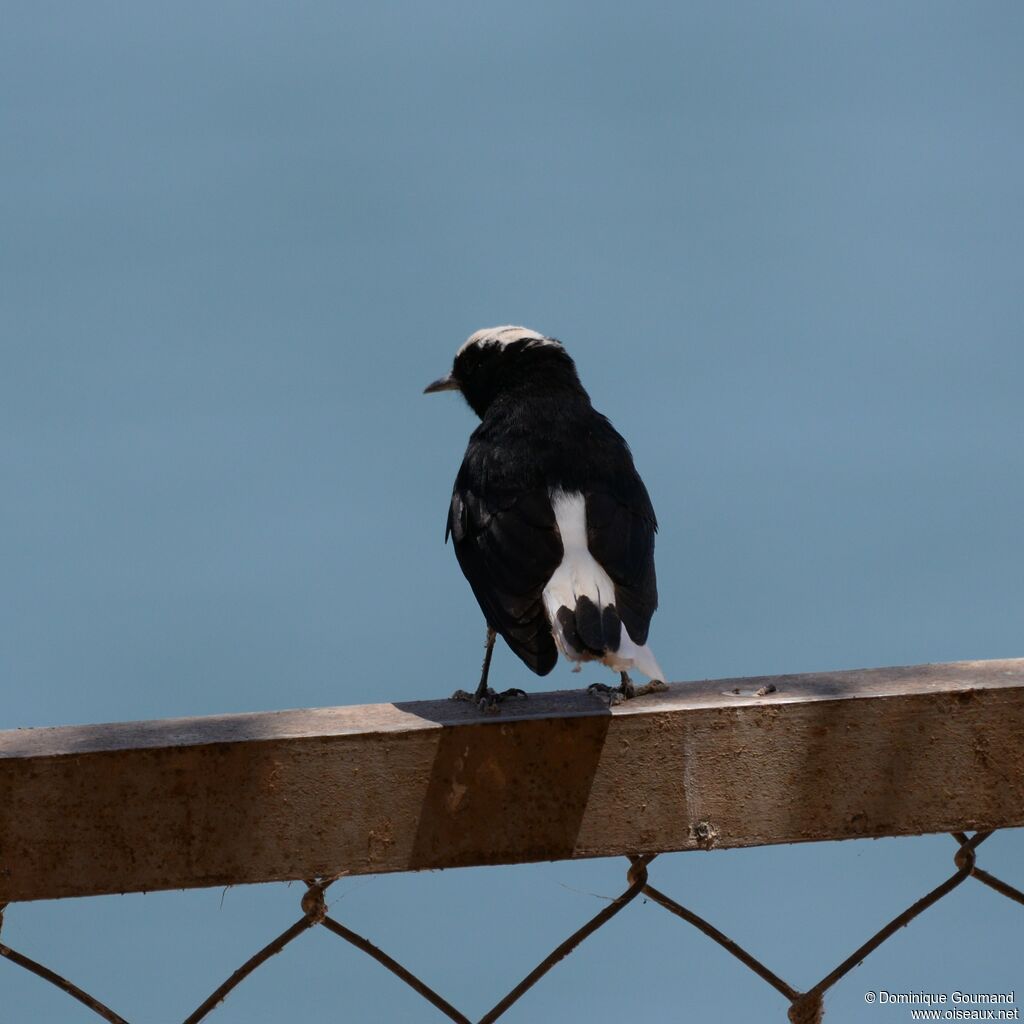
[
  {"x1": 447, "y1": 485, "x2": 562, "y2": 675},
  {"x1": 585, "y1": 488, "x2": 658, "y2": 646}
]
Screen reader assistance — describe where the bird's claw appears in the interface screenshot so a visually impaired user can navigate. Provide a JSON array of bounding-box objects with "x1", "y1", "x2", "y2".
[
  {"x1": 588, "y1": 678, "x2": 668, "y2": 706},
  {"x1": 634, "y1": 678, "x2": 668, "y2": 696},
  {"x1": 587, "y1": 682, "x2": 625, "y2": 706},
  {"x1": 450, "y1": 687, "x2": 528, "y2": 712}
]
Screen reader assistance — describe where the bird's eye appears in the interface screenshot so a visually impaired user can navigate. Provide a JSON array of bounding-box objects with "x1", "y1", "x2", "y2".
[{"x1": 456, "y1": 345, "x2": 489, "y2": 377}]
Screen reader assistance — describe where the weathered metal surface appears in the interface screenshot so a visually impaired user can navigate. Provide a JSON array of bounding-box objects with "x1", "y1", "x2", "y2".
[{"x1": 1, "y1": 659, "x2": 1022, "y2": 902}]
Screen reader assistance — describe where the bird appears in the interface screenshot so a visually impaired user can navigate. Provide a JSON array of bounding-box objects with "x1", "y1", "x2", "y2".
[{"x1": 425, "y1": 325, "x2": 667, "y2": 708}]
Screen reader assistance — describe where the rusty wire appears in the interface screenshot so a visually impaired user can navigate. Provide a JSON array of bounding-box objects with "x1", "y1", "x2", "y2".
[
  {"x1": 0, "y1": 902, "x2": 129, "y2": 1024},
  {"x1": 319, "y1": 914, "x2": 470, "y2": 1023},
  {"x1": 476, "y1": 853, "x2": 654, "y2": 1024},
  {"x1": 634, "y1": 832, "x2": 1008, "y2": 1024},
  {"x1": 179, "y1": 878, "x2": 333, "y2": 1024},
  {"x1": 0, "y1": 834, "x2": 1020, "y2": 1022},
  {"x1": 952, "y1": 832, "x2": 1024, "y2": 906}
]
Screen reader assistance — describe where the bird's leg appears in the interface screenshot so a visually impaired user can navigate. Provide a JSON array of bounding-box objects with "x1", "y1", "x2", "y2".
[
  {"x1": 588, "y1": 671, "x2": 668, "y2": 705},
  {"x1": 450, "y1": 626, "x2": 527, "y2": 709},
  {"x1": 474, "y1": 626, "x2": 497, "y2": 701}
]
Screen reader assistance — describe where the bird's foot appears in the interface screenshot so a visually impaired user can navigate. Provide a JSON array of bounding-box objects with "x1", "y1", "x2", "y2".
[
  {"x1": 633, "y1": 678, "x2": 669, "y2": 697},
  {"x1": 450, "y1": 687, "x2": 528, "y2": 712},
  {"x1": 587, "y1": 682, "x2": 626, "y2": 706},
  {"x1": 588, "y1": 676, "x2": 668, "y2": 706}
]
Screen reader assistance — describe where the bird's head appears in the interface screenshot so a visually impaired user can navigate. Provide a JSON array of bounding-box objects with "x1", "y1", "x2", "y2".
[{"x1": 424, "y1": 325, "x2": 582, "y2": 418}]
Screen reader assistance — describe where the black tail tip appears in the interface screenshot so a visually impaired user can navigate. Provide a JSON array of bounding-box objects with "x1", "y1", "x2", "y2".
[{"x1": 559, "y1": 596, "x2": 622, "y2": 656}]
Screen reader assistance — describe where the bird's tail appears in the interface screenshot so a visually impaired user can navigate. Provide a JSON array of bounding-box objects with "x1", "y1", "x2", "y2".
[
  {"x1": 555, "y1": 595, "x2": 620, "y2": 658},
  {"x1": 549, "y1": 594, "x2": 664, "y2": 681},
  {"x1": 542, "y1": 489, "x2": 663, "y2": 681}
]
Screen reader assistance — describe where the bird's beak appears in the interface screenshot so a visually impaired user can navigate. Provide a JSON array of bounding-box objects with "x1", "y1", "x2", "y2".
[{"x1": 423, "y1": 373, "x2": 459, "y2": 394}]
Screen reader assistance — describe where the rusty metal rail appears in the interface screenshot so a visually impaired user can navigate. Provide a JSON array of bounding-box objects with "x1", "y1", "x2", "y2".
[{"x1": 1, "y1": 658, "x2": 1022, "y2": 1020}]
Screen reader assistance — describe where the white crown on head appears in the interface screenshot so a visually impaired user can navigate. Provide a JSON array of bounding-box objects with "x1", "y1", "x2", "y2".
[{"x1": 458, "y1": 325, "x2": 561, "y2": 355}]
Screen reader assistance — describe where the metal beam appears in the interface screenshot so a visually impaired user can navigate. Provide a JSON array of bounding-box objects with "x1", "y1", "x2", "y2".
[{"x1": 2, "y1": 659, "x2": 1022, "y2": 903}]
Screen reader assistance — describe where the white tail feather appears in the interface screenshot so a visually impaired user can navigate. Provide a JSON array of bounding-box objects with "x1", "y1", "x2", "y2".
[{"x1": 542, "y1": 489, "x2": 664, "y2": 681}]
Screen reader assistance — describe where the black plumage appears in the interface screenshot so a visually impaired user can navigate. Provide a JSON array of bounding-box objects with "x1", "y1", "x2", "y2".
[{"x1": 426, "y1": 326, "x2": 662, "y2": 704}]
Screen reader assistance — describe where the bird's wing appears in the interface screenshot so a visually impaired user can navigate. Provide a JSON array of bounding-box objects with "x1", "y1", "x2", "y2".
[
  {"x1": 447, "y1": 467, "x2": 562, "y2": 676},
  {"x1": 585, "y1": 476, "x2": 658, "y2": 647}
]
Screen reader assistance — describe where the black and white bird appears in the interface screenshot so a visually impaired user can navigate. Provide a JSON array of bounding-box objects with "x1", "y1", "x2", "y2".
[{"x1": 425, "y1": 325, "x2": 666, "y2": 707}]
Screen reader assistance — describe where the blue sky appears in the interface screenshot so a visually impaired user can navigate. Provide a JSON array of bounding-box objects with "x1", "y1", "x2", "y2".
[{"x1": 2, "y1": 3, "x2": 1022, "y2": 1021}]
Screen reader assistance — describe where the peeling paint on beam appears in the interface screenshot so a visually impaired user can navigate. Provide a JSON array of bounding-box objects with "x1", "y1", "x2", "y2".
[{"x1": 1, "y1": 659, "x2": 1022, "y2": 903}]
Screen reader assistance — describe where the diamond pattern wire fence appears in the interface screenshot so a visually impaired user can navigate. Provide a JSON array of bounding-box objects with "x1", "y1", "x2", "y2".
[{"x1": 1, "y1": 830, "x2": 1021, "y2": 1024}]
